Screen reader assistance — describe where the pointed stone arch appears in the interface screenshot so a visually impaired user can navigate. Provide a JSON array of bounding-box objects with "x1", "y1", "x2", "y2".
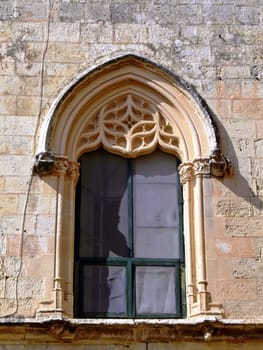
[{"x1": 35, "y1": 55, "x2": 231, "y2": 318}]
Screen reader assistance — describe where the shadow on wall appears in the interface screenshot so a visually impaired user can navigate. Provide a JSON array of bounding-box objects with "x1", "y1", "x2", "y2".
[{"x1": 205, "y1": 101, "x2": 262, "y2": 211}]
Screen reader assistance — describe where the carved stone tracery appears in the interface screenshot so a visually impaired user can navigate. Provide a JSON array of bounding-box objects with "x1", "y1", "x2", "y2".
[{"x1": 77, "y1": 94, "x2": 179, "y2": 157}]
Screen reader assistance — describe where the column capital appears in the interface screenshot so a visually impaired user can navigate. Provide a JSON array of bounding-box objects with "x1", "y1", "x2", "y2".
[
  {"x1": 193, "y1": 158, "x2": 210, "y2": 178},
  {"x1": 179, "y1": 162, "x2": 194, "y2": 184}
]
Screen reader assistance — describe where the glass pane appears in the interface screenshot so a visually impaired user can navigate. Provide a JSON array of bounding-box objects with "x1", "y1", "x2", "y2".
[
  {"x1": 82, "y1": 265, "x2": 126, "y2": 315},
  {"x1": 135, "y1": 266, "x2": 177, "y2": 315},
  {"x1": 133, "y1": 150, "x2": 180, "y2": 258},
  {"x1": 78, "y1": 150, "x2": 130, "y2": 258}
]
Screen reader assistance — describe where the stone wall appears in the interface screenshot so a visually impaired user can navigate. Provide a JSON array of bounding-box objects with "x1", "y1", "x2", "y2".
[{"x1": 0, "y1": 0, "x2": 262, "y2": 326}]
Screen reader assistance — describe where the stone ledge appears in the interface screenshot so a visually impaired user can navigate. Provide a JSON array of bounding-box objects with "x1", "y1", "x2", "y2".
[{"x1": 0, "y1": 317, "x2": 263, "y2": 344}]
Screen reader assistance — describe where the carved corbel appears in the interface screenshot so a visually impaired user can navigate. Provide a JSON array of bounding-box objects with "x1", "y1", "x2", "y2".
[
  {"x1": 33, "y1": 151, "x2": 55, "y2": 176},
  {"x1": 209, "y1": 148, "x2": 233, "y2": 177},
  {"x1": 34, "y1": 152, "x2": 79, "y2": 180}
]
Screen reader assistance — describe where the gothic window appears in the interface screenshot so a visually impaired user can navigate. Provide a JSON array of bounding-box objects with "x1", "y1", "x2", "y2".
[
  {"x1": 35, "y1": 55, "x2": 230, "y2": 319},
  {"x1": 74, "y1": 148, "x2": 185, "y2": 318}
]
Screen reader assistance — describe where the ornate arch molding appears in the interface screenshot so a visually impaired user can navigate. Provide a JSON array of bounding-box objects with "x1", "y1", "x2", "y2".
[{"x1": 34, "y1": 55, "x2": 231, "y2": 318}]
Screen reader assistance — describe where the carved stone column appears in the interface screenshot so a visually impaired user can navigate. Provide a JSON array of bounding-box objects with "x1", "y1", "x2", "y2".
[
  {"x1": 34, "y1": 152, "x2": 80, "y2": 317},
  {"x1": 179, "y1": 162, "x2": 195, "y2": 316},
  {"x1": 192, "y1": 158, "x2": 210, "y2": 314}
]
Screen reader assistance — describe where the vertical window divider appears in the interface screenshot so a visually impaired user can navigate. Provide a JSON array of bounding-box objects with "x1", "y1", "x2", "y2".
[
  {"x1": 127, "y1": 159, "x2": 134, "y2": 317},
  {"x1": 128, "y1": 159, "x2": 134, "y2": 258},
  {"x1": 127, "y1": 259, "x2": 133, "y2": 317}
]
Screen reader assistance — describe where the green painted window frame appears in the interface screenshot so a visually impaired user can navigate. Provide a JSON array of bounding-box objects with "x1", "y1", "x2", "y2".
[{"x1": 74, "y1": 149, "x2": 185, "y2": 318}]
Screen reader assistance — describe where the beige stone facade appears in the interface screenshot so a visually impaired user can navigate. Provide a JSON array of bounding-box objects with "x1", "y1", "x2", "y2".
[{"x1": 0, "y1": 0, "x2": 262, "y2": 348}]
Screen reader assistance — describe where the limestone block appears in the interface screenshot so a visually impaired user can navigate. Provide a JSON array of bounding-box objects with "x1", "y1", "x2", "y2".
[
  {"x1": 0, "y1": 135, "x2": 32, "y2": 155},
  {"x1": 16, "y1": 62, "x2": 42, "y2": 77},
  {"x1": 0, "y1": 75, "x2": 25, "y2": 96},
  {"x1": 235, "y1": 6, "x2": 261, "y2": 25},
  {"x1": 0, "y1": 96, "x2": 17, "y2": 115},
  {"x1": 0, "y1": 21, "x2": 11, "y2": 42},
  {"x1": 255, "y1": 139, "x2": 263, "y2": 157},
  {"x1": 3, "y1": 256, "x2": 21, "y2": 276},
  {"x1": 55, "y1": 43, "x2": 85, "y2": 63},
  {"x1": 0, "y1": 155, "x2": 31, "y2": 176},
  {"x1": 0, "y1": 233, "x2": 6, "y2": 256},
  {"x1": 207, "y1": 258, "x2": 233, "y2": 280},
  {"x1": 252, "y1": 157, "x2": 263, "y2": 179},
  {"x1": 4, "y1": 176, "x2": 32, "y2": 193},
  {"x1": 233, "y1": 99, "x2": 263, "y2": 119},
  {"x1": 14, "y1": 0, "x2": 49, "y2": 22},
  {"x1": 6, "y1": 234, "x2": 21, "y2": 257},
  {"x1": 81, "y1": 22, "x2": 113, "y2": 43},
  {"x1": 0, "y1": 1, "x2": 13, "y2": 21},
  {"x1": 22, "y1": 235, "x2": 49, "y2": 256},
  {"x1": 24, "y1": 42, "x2": 48, "y2": 65},
  {"x1": 57, "y1": 1, "x2": 85, "y2": 22},
  {"x1": 22, "y1": 255, "x2": 54, "y2": 279},
  {"x1": 242, "y1": 80, "x2": 263, "y2": 99},
  {"x1": 45, "y1": 62, "x2": 78, "y2": 77},
  {"x1": 216, "y1": 199, "x2": 252, "y2": 217},
  {"x1": 255, "y1": 178, "x2": 263, "y2": 197},
  {"x1": 214, "y1": 279, "x2": 257, "y2": 300},
  {"x1": 17, "y1": 278, "x2": 44, "y2": 298},
  {"x1": 232, "y1": 138, "x2": 254, "y2": 157},
  {"x1": 208, "y1": 98, "x2": 232, "y2": 119},
  {"x1": 176, "y1": 4, "x2": 204, "y2": 25},
  {"x1": 114, "y1": 24, "x2": 148, "y2": 44},
  {"x1": 204, "y1": 4, "x2": 234, "y2": 24},
  {"x1": 225, "y1": 217, "x2": 263, "y2": 237},
  {"x1": 24, "y1": 77, "x2": 41, "y2": 96},
  {"x1": 42, "y1": 76, "x2": 68, "y2": 98},
  {"x1": 36, "y1": 215, "x2": 56, "y2": 236},
  {"x1": 0, "y1": 57, "x2": 15, "y2": 75},
  {"x1": 0, "y1": 215, "x2": 36, "y2": 237},
  {"x1": 39, "y1": 177, "x2": 57, "y2": 197},
  {"x1": 224, "y1": 299, "x2": 263, "y2": 319},
  {"x1": 85, "y1": 0, "x2": 111, "y2": 23},
  {"x1": 49, "y1": 23, "x2": 80, "y2": 42},
  {"x1": 148, "y1": 25, "x2": 174, "y2": 46},
  {"x1": 0, "y1": 194, "x2": 18, "y2": 215},
  {"x1": 224, "y1": 119, "x2": 256, "y2": 139},
  {"x1": 214, "y1": 237, "x2": 254, "y2": 258},
  {"x1": 224, "y1": 65, "x2": 251, "y2": 79},
  {"x1": 232, "y1": 257, "x2": 263, "y2": 278},
  {"x1": 3, "y1": 116, "x2": 36, "y2": 136},
  {"x1": 206, "y1": 80, "x2": 242, "y2": 99},
  {"x1": 11, "y1": 22, "x2": 44, "y2": 42},
  {"x1": 213, "y1": 45, "x2": 245, "y2": 65},
  {"x1": 17, "y1": 96, "x2": 40, "y2": 116}
]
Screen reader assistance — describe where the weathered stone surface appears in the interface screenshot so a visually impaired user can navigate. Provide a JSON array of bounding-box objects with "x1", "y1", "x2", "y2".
[
  {"x1": 216, "y1": 199, "x2": 252, "y2": 217},
  {"x1": 0, "y1": 0, "x2": 262, "y2": 329},
  {"x1": 225, "y1": 217, "x2": 263, "y2": 237}
]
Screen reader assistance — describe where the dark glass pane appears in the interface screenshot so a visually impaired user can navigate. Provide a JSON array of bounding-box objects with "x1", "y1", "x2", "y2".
[
  {"x1": 133, "y1": 150, "x2": 180, "y2": 258},
  {"x1": 135, "y1": 266, "x2": 177, "y2": 315},
  {"x1": 78, "y1": 150, "x2": 129, "y2": 258},
  {"x1": 82, "y1": 265, "x2": 126, "y2": 315}
]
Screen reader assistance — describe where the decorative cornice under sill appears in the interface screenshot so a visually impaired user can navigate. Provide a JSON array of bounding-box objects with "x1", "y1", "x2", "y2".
[{"x1": 0, "y1": 317, "x2": 263, "y2": 343}]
